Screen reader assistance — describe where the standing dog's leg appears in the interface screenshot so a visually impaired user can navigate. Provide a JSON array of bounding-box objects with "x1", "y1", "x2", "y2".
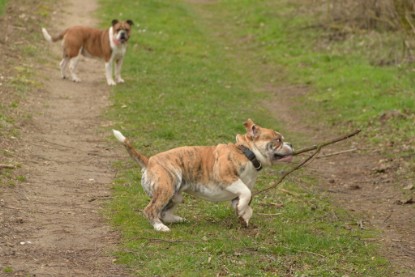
[
  {"x1": 105, "y1": 59, "x2": 116, "y2": 86},
  {"x1": 226, "y1": 180, "x2": 253, "y2": 227},
  {"x1": 114, "y1": 57, "x2": 125, "y2": 83}
]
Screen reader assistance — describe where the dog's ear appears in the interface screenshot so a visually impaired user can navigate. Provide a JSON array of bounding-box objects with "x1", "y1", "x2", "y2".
[
  {"x1": 112, "y1": 19, "x2": 119, "y2": 26},
  {"x1": 235, "y1": 134, "x2": 245, "y2": 143},
  {"x1": 244, "y1": 119, "x2": 259, "y2": 139},
  {"x1": 126, "y1": 19, "x2": 134, "y2": 26}
]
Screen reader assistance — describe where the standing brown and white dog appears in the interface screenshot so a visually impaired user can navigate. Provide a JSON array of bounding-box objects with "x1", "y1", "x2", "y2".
[
  {"x1": 42, "y1": 19, "x2": 133, "y2": 85},
  {"x1": 113, "y1": 119, "x2": 293, "y2": 232}
]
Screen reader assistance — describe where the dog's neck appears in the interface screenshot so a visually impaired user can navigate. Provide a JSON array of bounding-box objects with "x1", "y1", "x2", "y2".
[{"x1": 237, "y1": 145, "x2": 262, "y2": 171}]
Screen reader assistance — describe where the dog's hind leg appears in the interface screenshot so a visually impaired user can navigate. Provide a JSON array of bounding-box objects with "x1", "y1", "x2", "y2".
[
  {"x1": 226, "y1": 180, "x2": 253, "y2": 227},
  {"x1": 143, "y1": 177, "x2": 176, "y2": 232},
  {"x1": 68, "y1": 55, "x2": 81, "y2": 82},
  {"x1": 161, "y1": 193, "x2": 186, "y2": 223},
  {"x1": 59, "y1": 57, "x2": 69, "y2": 79}
]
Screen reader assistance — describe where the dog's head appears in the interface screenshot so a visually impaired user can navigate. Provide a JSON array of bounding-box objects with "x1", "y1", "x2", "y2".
[
  {"x1": 236, "y1": 119, "x2": 293, "y2": 166},
  {"x1": 111, "y1": 19, "x2": 134, "y2": 44}
]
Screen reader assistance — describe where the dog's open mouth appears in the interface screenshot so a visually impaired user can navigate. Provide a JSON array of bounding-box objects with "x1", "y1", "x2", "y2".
[{"x1": 274, "y1": 153, "x2": 293, "y2": 163}]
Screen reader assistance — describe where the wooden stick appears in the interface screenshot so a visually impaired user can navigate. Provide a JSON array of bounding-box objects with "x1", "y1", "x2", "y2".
[
  {"x1": 253, "y1": 146, "x2": 322, "y2": 197},
  {"x1": 292, "y1": 129, "x2": 361, "y2": 156},
  {"x1": 0, "y1": 164, "x2": 15, "y2": 169},
  {"x1": 253, "y1": 129, "x2": 361, "y2": 197},
  {"x1": 317, "y1": 148, "x2": 357, "y2": 158}
]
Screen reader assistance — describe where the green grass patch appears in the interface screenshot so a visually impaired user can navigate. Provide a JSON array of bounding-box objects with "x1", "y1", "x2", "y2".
[
  {"x1": 0, "y1": 0, "x2": 7, "y2": 15},
  {"x1": 2, "y1": 266, "x2": 13, "y2": 274},
  {"x1": 102, "y1": 0, "x2": 393, "y2": 276}
]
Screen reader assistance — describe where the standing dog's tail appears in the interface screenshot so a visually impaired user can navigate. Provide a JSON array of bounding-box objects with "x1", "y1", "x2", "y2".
[
  {"x1": 113, "y1": 130, "x2": 149, "y2": 168},
  {"x1": 41, "y1": 28, "x2": 66, "y2": 43}
]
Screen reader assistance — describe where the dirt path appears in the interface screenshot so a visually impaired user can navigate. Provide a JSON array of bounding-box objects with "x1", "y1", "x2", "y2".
[
  {"x1": 265, "y1": 86, "x2": 415, "y2": 276},
  {"x1": 1, "y1": 0, "x2": 127, "y2": 276}
]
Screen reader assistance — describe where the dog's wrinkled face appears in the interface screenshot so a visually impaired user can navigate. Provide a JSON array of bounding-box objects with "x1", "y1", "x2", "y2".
[
  {"x1": 236, "y1": 119, "x2": 293, "y2": 165},
  {"x1": 111, "y1": 19, "x2": 133, "y2": 44}
]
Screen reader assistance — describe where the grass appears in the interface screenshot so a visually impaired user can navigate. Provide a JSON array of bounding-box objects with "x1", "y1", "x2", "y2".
[
  {"x1": 3, "y1": 266, "x2": 13, "y2": 273},
  {"x1": 0, "y1": 0, "x2": 6, "y2": 15},
  {"x1": 99, "y1": 0, "x2": 402, "y2": 276}
]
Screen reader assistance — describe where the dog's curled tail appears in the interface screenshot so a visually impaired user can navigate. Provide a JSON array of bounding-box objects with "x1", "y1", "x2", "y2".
[
  {"x1": 113, "y1": 130, "x2": 149, "y2": 168},
  {"x1": 41, "y1": 28, "x2": 65, "y2": 43}
]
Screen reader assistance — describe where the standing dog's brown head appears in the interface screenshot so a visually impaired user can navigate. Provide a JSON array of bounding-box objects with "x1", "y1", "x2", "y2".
[
  {"x1": 236, "y1": 119, "x2": 293, "y2": 165},
  {"x1": 111, "y1": 19, "x2": 134, "y2": 45}
]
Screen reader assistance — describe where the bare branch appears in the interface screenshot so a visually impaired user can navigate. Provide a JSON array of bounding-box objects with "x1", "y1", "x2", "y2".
[
  {"x1": 317, "y1": 148, "x2": 358, "y2": 159},
  {"x1": 0, "y1": 164, "x2": 16, "y2": 169},
  {"x1": 253, "y1": 129, "x2": 361, "y2": 197},
  {"x1": 292, "y1": 129, "x2": 361, "y2": 156}
]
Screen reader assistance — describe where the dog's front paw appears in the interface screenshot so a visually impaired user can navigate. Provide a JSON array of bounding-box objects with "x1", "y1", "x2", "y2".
[
  {"x1": 116, "y1": 77, "x2": 125, "y2": 83},
  {"x1": 239, "y1": 206, "x2": 253, "y2": 227},
  {"x1": 107, "y1": 79, "x2": 117, "y2": 86},
  {"x1": 72, "y1": 77, "x2": 81, "y2": 83}
]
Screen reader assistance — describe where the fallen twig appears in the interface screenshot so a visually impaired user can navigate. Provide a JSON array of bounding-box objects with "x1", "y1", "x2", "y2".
[
  {"x1": 278, "y1": 188, "x2": 302, "y2": 197},
  {"x1": 253, "y1": 129, "x2": 361, "y2": 197},
  {"x1": 0, "y1": 164, "x2": 15, "y2": 169},
  {"x1": 136, "y1": 237, "x2": 199, "y2": 244},
  {"x1": 281, "y1": 246, "x2": 326, "y2": 258},
  {"x1": 257, "y1": 213, "x2": 282, "y2": 216}
]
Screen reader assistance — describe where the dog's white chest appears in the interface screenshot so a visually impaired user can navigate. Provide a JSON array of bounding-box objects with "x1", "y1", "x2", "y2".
[{"x1": 112, "y1": 44, "x2": 127, "y2": 58}]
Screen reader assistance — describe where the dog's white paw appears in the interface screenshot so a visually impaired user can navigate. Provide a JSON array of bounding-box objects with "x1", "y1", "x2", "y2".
[
  {"x1": 116, "y1": 77, "x2": 125, "y2": 83},
  {"x1": 154, "y1": 222, "x2": 170, "y2": 232},
  {"x1": 162, "y1": 214, "x2": 186, "y2": 223},
  {"x1": 107, "y1": 79, "x2": 116, "y2": 86},
  {"x1": 239, "y1": 206, "x2": 253, "y2": 227},
  {"x1": 72, "y1": 77, "x2": 81, "y2": 83}
]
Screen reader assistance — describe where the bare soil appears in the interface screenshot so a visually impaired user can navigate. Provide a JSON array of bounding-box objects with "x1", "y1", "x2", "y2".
[
  {"x1": 1, "y1": 0, "x2": 128, "y2": 276},
  {"x1": 1, "y1": 0, "x2": 414, "y2": 276}
]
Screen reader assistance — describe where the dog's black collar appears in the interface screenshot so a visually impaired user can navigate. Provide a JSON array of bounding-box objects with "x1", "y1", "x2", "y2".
[{"x1": 238, "y1": 145, "x2": 262, "y2": 171}]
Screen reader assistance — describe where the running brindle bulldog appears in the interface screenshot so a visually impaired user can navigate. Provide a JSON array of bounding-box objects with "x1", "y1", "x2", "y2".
[{"x1": 113, "y1": 119, "x2": 293, "y2": 231}]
